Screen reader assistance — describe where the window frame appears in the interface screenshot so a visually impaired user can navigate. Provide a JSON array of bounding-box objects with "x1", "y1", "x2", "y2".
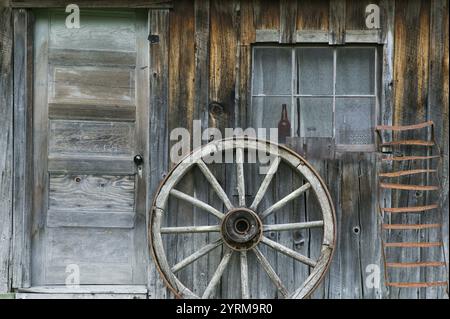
[{"x1": 250, "y1": 44, "x2": 381, "y2": 152}]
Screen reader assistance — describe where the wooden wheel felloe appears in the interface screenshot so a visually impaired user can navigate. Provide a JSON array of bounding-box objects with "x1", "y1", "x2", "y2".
[{"x1": 150, "y1": 138, "x2": 336, "y2": 299}]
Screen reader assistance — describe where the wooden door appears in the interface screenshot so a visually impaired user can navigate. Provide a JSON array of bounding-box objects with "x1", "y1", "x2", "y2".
[{"x1": 31, "y1": 9, "x2": 149, "y2": 286}]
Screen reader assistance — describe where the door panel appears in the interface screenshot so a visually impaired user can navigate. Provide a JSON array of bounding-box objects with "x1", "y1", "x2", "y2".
[{"x1": 32, "y1": 9, "x2": 149, "y2": 286}]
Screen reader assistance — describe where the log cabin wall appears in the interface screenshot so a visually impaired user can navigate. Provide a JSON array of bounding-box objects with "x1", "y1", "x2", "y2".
[{"x1": 0, "y1": 0, "x2": 448, "y2": 299}]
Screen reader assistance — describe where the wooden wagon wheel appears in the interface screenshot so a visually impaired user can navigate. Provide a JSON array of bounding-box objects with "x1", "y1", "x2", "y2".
[{"x1": 150, "y1": 137, "x2": 336, "y2": 299}]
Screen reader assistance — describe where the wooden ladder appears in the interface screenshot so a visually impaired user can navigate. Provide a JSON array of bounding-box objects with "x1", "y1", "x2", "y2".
[{"x1": 376, "y1": 121, "x2": 448, "y2": 291}]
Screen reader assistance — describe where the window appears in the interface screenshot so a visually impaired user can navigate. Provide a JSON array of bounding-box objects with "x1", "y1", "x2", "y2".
[{"x1": 251, "y1": 46, "x2": 378, "y2": 151}]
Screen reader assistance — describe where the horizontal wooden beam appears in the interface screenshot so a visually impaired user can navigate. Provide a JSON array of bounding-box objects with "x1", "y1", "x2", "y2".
[
  {"x1": 10, "y1": 0, "x2": 172, "y2": 8},
  {"x1": 48, "y1": 156, "x2": 135, "y2": 174}
]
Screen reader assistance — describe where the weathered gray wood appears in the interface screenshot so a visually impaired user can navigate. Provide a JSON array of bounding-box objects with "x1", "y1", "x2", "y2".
[
  {"x1": 0, "y1": 7, "x2": 13, "y2": 294},
  {"x1": 197, "y1": 159, "x2": 233, "y2": 210},
  {"x1": 170, "y1": 189, "x2": 224, "y2": 219},
  {"x1": 240, "y1": 250, "x2": 249, "y2": 298},
  {"x1": 12, "y1": 8, "x2": 33, "y2": 289},
  {"x1": 329, "y1": 0, "x2": 346, "y2": 45},
  {"x1": 260, "y1": 183, "x2": 311, "y2": 219},
  {"x1": 11, "y1": 0, "x2": 172, "y2": 8},
  {"x1": 193, "y1": 0, "x2": 211, "y2": 299},
  {"x1": 345, "y1": 30, "x2": 382, "y2": 43},
  {"x1": 49, "y1": 121, "x2": 135, "y2": 157},
  {"x1": 250, "y1": 156, "x2": 280, "y2": 210},
  {"x1": 202, "y1": 249, "x2": 233, "y2": 299},
  {"x1": 253, "y1": 247, "x2": 288, "y2": 298},
  {"x1": 255, "y1": 29, "x2": 279, "y2": 42},
  {"x1": 171, "y1": 239, "x2": 222, "y2": 273},
  {"x1": 147, "y1": 8, "x2": 170, "y2": 299},
  {"x1": 16, "y1": 293, "x2": 147, "y2": 299},
  {"x1": 18, "y1": 285, "x2": 147, "y2": 294},
  {"x1": 49, "y1": 49, "x2": 136, "y2": 67},
  {"x1": 48, "y1": 157, "x2": 135, "y2": 175},
  {"x1": 49, "y1": 65, "x2": 135, "y2": 106},
  {"x1": 47, "y1": 210, "x2": 135, "y2": 228},
  {"x1": 160, "y1": 225, "x2": 220, "y2": 234},
  {"x1": 49, "y1": 103, "x2": 136, "y2": 122},
  {"x1": 264, "y1": 221, "x2": 324, "y2": 232},
  {"x1": 296, "y1": 30, "x2": 328, "y2": 43},
  {"x1": 31, "y1": 9, "x2": 50, "y2": 286},
  {"x1": 49, "y1": 174, "x2": 135, "y2": 211},
  {"x1": 261, "y1": 236, "x2": 317, "y2": 267}
]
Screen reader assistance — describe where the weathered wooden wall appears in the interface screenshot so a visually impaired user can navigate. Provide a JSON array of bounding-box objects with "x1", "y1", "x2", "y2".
[
  {"x1": 0, "y1": 0, "x2": 448, "y2": 299},
  {"x1": 144, "y1": 0, "x2": 449, "y2": 299}
]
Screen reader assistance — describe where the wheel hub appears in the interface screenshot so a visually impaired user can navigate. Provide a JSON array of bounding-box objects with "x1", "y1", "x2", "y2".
[{"x1": 221, "y1": 208, "x2": 262, "y2": 251}]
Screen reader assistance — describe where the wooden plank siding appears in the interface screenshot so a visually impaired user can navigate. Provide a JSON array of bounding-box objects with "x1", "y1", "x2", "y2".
[{"x1": 0, "y1": 0, "x2": 448, "y2": 299}]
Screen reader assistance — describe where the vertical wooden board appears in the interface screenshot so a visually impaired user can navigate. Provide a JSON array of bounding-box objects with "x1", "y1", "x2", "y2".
[
  {"x1": 169, "y1": 0, "x2": 195, "y2": 143},
  {"x1": 345, "y1": 0, "x2": 380, "y2": 30},
  {"x1": 426, "y1": 0, "x2": 449, "y2": 299},
  {"x1": 296, "y1": 0, "x2": 329, "y2": 31},
  {"x1": 12, "y1": 8, "x2": 33, "y2": 289},
  {"x1": 192, "y1": 0, "x2": 211, "y2": 297},
  {"x1": 147, "y1": 9, "x2": 170, "y2": 298},
  {"x1": 253, "y1": 0, "x2": 280, "y2": 30},
  {"x1": 322, "y1": 159, "x2": 343, "y2": 298},
  {"x1": 31, "y1": 9, "x2": 50, "y2": 286},
  {"x1": 279, "y1": 0, "x2": 297, "y2": 43},
  {"x1": 275, "y1": 163, "x2": 296, "y2": 297},
  {"x1": 329, "y1": 0, "x2": 346, "y2": 45},
  {"x1": 307, "y1": 159, "x2": 327, "y2": 299},
  {"x1": 0, "y1": 7, "x2": 13, "y2": 294},
  {"x1": 240, "y1": 0, "x2": 256, "y2": 46},
  {"x1": 357, "y1": 153, "x2": 385, "y2": 299},
  {"x1": 338, "y1": 155, "x2": 364, "y2": 298},
  {"x1": 209, "y1": 0, "x2": 239, "y2": 129},
  {"x1": 391, "y1": 0, "x2": 431, "y2": 299},
  {"x1": 393, "y1": 0, "x2": 430, "y2": 126}
]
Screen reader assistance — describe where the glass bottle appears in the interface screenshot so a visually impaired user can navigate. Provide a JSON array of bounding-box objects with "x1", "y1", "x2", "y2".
[{"x1": 278, "y1": 104, "x2": 291, "y2": 143}]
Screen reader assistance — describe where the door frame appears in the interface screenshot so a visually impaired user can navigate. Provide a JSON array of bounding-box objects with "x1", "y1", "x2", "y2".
[{"x1": 11, "y1": 4, "x2": 171, "y2": 296}]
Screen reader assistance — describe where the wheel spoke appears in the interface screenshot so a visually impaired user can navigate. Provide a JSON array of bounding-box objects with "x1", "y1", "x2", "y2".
[
  {"x1": 170, "y1": 189, "x2": 224, "y2": 219},
  {"x1": 202, "y1": 249, "x2": 234, "y2": 299},
  {"x1": 171, "y1": 239, "x2": 223, "y2": 273},
  {"x1": 240, "y1": 251, "x2": 250, "y2": 299},
  {"x1": 259, "y1": 183, "x2": 311, "y2": 220},
  {"x1": 161, "y1": 225, "x2": 221, "y2": 234},
  {"x1": 236, "y1": 147, "x2": 246, "y2": 207},
  {"x1": 197, "y1": 159, "x2": 234, "y2": 210},
  {"x1": 250, "y1": 157, "x2": 281, "y2": 211},
  {"x1": 252, "y1": 247, "x2": 288, "y2": 298},
  {"x1": 263, "y1": 221, "x2": 324, "y2": 232},
  {"x1": 261, "y1": 236, "x2": 317, "y2": 267}
]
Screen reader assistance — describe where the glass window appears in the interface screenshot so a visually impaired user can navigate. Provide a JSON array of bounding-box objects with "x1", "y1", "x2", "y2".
[{"x1": 251, "y1": 46, "x2": 377, "y2": 149}]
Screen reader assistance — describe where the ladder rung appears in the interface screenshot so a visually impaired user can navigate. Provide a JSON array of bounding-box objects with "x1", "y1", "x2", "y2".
[
  {"x1": 384, "y1": 242, "x2": 442, "y2": 248},
  {"x1": 381, "y1": 204, "x2": 438, "y2": 213},
  {"x1": 381, "y1": 155, "x2": 440, "y2": 162},
  {"x1": 379, "y1": 169, "x2": 437, "y2": 178},
  {"x1": 380, "y1": 183, "x2": 439, "y2": 191},
  {"x1": 386, "y1": 262, "x2": 446, "y2": 268},
  {"x1": 376, "y1": 121, "x2": 434, "y2": 131},
  {"x1": 383, "y1": 223, "x2": 441, "y2": 230},
  {"x1": 386, "y1": 281, "x2": 447, "y2": 288},
  {"x1": 382, "y1": 140, "x2": 435, "y2": 146}
]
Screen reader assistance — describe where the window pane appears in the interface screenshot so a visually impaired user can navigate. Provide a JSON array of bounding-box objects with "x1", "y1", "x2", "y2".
[
  {"x1": 336, "y1": 48, "x2": 375, "y2": 95},
  {"x1": 253, "y1": 48, "x2": 292, "y2": 95},
  {"x1": 297, "y1": 48, "x2": 333, "y2": 95},
  {"x1": 335, "y1": 97, "x2": 375, "y2": 145},
  {"x1": 251, "y1": 97, "x2": 296, "y2": 142},
  {"x1": 299, "y1": 98, "x2": 333, "y2": 137}
]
